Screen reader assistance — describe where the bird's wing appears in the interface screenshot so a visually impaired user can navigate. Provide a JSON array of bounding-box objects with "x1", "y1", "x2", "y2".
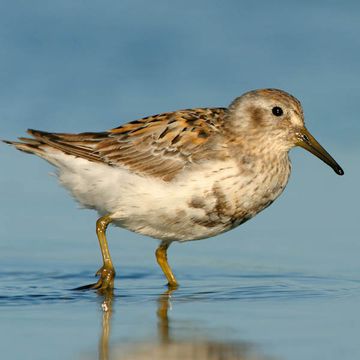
[{"x1": 13, "y1": 108, "x2": 228, "y2": 181}]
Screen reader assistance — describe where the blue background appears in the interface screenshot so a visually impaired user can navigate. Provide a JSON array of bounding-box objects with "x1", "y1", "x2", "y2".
[{"x1": 0, "y1": 1, "x2": 359, "y2": 359}]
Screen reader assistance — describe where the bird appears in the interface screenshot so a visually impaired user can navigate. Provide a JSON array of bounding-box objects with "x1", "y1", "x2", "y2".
[{"x1": 4, "y1": 88, "x2": 344, "y2": 291}]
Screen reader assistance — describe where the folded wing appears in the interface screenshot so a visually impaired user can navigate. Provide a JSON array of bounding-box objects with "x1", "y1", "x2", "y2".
[{"x1": 6, "y1": 108, "x2": 228, "y2": 181}]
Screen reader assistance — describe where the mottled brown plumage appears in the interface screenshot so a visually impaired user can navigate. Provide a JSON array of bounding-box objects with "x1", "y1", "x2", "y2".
[{"x1": 11, "y1": 108, "x2": 228, "y2": 181}]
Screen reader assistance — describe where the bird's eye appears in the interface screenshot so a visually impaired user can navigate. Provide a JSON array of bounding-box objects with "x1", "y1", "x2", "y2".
[{"x1": 272, "y1": 106, "x2": 283, "y2": 116}]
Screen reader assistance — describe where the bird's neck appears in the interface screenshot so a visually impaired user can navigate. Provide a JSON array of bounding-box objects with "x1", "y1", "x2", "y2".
[
  {"x1": 226, "y1": 131, "x2": 292, "y2": 198},
  {"x1": 227, "y1": 129, "x2": 290, "y2": 165}
]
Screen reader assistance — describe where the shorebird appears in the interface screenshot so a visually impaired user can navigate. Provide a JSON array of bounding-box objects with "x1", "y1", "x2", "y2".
[{"x1": 4, "y1": 89, "x2": 343, "y2": 290}]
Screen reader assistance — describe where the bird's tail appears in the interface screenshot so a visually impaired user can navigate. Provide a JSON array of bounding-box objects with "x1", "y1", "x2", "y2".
[
  {"x1": 3, "y1": 129, "x2": 108, "y2": 163},
  {"x1": 3, "y1": 129, "x2": 48, "y2": 157}
]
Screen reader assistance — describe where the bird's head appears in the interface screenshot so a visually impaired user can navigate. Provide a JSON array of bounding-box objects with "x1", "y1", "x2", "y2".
[{"x1": 228, "y1": 88, "x2": 344, "y2": 175}]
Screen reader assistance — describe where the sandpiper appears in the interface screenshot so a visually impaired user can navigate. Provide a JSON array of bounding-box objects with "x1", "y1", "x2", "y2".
[{"x1": 4, "y1": 89, "x2": 343, "y2": 290}]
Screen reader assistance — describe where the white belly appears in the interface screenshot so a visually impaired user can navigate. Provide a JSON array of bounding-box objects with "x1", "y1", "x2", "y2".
[{"x1": 50, "y1": 152, "x2": 290, "y2": 242}]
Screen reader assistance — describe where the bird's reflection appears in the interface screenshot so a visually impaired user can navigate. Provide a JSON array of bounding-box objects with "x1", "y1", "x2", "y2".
[
  {"x1": 156, "y1": 288, "x2": 175, "y2": 345},
  {"x1": 98, "y1": 289, "x2": 114, "y2": 360},
  {"x1": 97, "y1": 288, "x2": 273, "y2": 360}
]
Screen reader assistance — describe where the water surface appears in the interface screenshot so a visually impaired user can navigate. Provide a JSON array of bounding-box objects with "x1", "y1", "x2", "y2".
[{"x1": 1, "y1": 258, "x2": 359, "y2": 360}]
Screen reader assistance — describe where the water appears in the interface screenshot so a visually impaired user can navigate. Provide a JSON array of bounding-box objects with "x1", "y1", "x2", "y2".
[{"x1": 1, "y1": 255, "x2": 360, "y2": 360}]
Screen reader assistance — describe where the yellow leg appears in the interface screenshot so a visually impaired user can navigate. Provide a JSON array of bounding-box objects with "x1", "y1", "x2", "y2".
[
  {"x1": 155, "y1": 242, "x2": 178, "y2": 288},
  {"x1": 96, "y1": 215, "x2": 114, "y2": 270},
  {"x1": 76, "y1": 215, "x2": 115, "y2": 292}
]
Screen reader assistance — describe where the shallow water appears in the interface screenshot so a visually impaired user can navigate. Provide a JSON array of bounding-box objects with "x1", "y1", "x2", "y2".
[{"x1": 1, "y1": 259, "x2": 360, "y2": 360}]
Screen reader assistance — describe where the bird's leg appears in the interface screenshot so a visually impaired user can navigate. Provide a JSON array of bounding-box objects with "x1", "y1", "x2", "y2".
[
  {"x1": 76, "y1": 215, "x2": 115, "y2": 292},
  {"x1": 155, "y1": 241, "x2": 178, "y2": 289},
  {"x1": 91, "y1": 215, "x2": 115, "y2": 291}
]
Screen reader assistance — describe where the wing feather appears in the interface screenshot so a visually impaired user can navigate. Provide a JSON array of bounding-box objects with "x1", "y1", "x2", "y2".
[{"x1": 9, "y1": 108, "x2": 228, "y2": 181}]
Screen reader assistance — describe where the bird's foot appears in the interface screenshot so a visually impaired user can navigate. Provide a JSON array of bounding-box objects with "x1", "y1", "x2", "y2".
[
  {"x1": 92, "y1": 265, "x2": 116, "y2": 291},
  {"x1": 167, "y1": 281, "x2": 179, "y2": 290},
  {"x1": 74, "y1": 265, "x2": 115, "y2": 292}
]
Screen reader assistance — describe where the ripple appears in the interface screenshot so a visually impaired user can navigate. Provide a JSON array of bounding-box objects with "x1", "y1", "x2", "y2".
[
  {"x1": 176, "y1": 272, "x2": 360, "y2": 302},
  {"x1": 0, "y1": 268, "x2": 359, "y2": 306}
]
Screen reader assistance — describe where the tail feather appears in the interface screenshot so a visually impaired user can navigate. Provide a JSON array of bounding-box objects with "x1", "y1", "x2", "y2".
[
  {"x1": 18, "y1": 137, "x2": 43, "y2": 145},
  {"x1": 3, "y1": 129, "x2": 109, "y2": 162},
  {"x1": 3, "y1": 138, "x2": 46, "y2": 156}
]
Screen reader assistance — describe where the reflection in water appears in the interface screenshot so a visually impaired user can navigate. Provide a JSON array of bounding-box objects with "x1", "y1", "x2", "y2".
[
  {"x1": 97, "y1": 288, "x2": 273, "y2": 360},
  {"x1": 157, "y1": 289, "x2": 173, "y2": 345},
  {"x1": 98, "y1": 289, "x2": 114, "y2": 360}
]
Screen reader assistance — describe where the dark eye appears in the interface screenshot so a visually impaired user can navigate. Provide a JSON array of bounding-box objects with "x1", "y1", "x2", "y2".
[{"x1": 272, "y1": 106, "x2": 283, "y2": 116}]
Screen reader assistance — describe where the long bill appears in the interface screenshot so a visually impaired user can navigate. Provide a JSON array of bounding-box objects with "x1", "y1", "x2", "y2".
[{"x1": 295, "y1": 128, "x2": 344, "y2": 176}]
